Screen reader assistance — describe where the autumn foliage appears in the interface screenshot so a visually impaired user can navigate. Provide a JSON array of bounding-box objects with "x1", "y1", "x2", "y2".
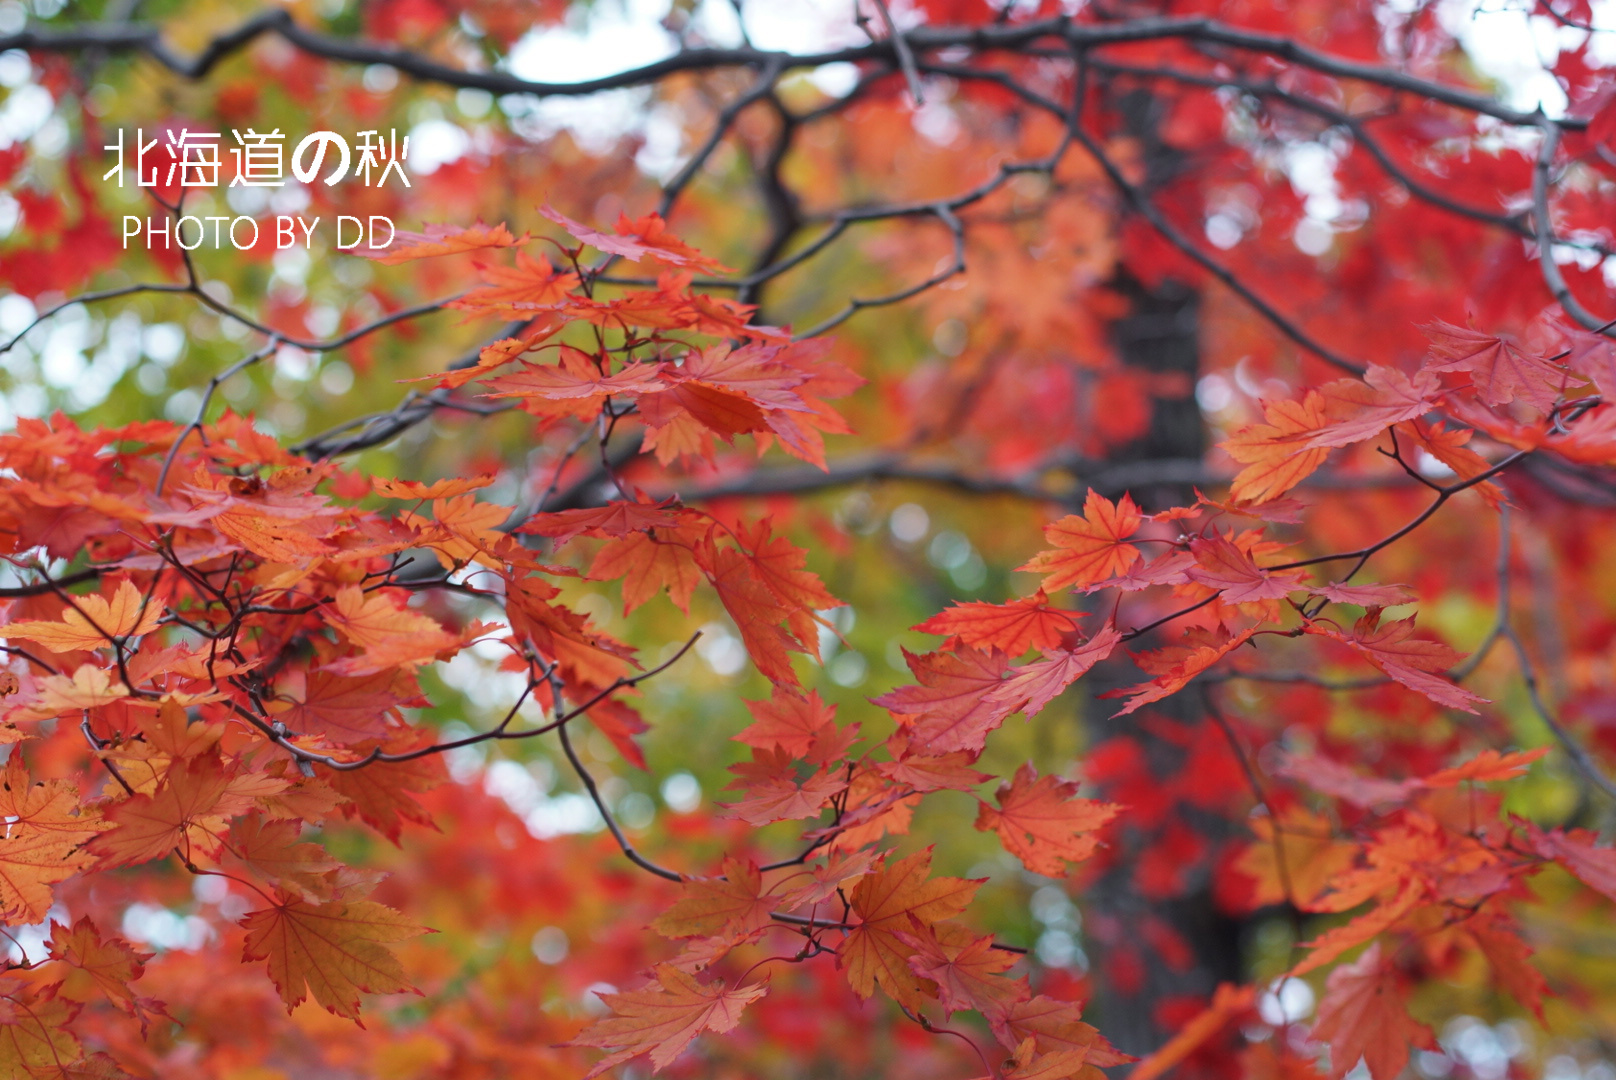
[{"x1": 5, "y1": 0, "x2": 1616, "y2": 1078}]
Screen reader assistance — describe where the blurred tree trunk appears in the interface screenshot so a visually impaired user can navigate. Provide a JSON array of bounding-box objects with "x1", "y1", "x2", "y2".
[{"x1": 1079, "y1": 89, "x2": 1247, "y2": 1056}]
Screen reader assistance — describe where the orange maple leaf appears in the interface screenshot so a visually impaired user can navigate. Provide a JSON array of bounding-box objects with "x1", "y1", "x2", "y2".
[
  {"x1": 481, "y1": 349, "x2": 666, "y2": 402},
  {"x1": 370, "y1": 474, "x2": 496, "y2": 501},
  {"x1": 265, "y1": 668, "x2": 414, "y2": 745},
  {"x1": 0, "y1": 757, "x2": 105, "y2": 923},
  {"x1": 1222, "y1": 392, "x2": 1332, "y2": 503},
  {"x1": 0, "y1": 985, "x2": 84, "y2": 1077},
  {"x1": 567, "y1": 963, "x2": 767, "y2": 1077},
  {"x1": 408, "y1": 493, "x2": 531, "y2": 572},
  {"x1": 989, "y1": 996, "x2": 1130, "y2": 1067},
  {"x1": 1463, "y1": 912, "x2": 1548, "y2": 1020},
  {"x1": 224, "y1": 815, "x2": 343, "y2": 902},
  {"x1": 734, "y1": 687, "x2": 836, "y2": 758},
  {"x1": 241, "y1": 894, "x2": 428, "y2": 1021},
  {"x1": 588, "y1": 529, "x2": 705, "y2": 615},
  {"x1": 842, "y1": 848, "x2": 981, "y2": 1011},
  {"x1": 519, "y1": 495, "x2": 687, "y2": 547},
  {"x1": 696, "y1": 538, "x2": 801, "y2": 687},
  {"x1": 1527, "y1": 825, "x2": 1616, "y2": 903},
  {"x1": 1308, "y1": 581, "x2": 1416, "y2": 607},
  {"x1": 1422, "y1": 747, "x2": 1547, "y2": 787},
  {"x1": 1394, "y1": 420, "x2": 1504, "y2": 508},
  {"x1": 873, "y1": 646, "x2": 1013, "y2": 754},
  {"x1": 894, "y1": 918, "x2": 1027, "y2": 1018},
  {"x1": 1017, "y1": 492, "x2": 1143, "y2": 590},
  {"x1": 877, "y1": 738, "x2": 991, "y2": 793},
  {"x1": 322, "y1": 742, "x2": 446, "y2": 842},
  {"x1": 912, "y1": 590, "x2": 1080, "y2": 655},
  {"x1": 1232, "y1": 807, "x2": 1357, "y2": 909},
  {"x1": 728, "y1": 520, "x2": 840, "y2": 654},
  {"x1": 1308, "y1": 365, "x2": 1442, "y2": 449},
  {"x1": 775, "y1": 850, "x2": 882, "y2": 911},
  {"x1": 91, "y1": 751, "x2": 235, "y2": 867},
  {"x1": 37, "y1": 917, "x2": 152, "y2": 1014},
  {"x1": 321, "y1": 587, "x2": 462, "y2": 675},
  {"x1": 652, "y1": 856, "x2": 778, "y2": 940},
  {"x1": 984, "y1": 1037, "x2": 1097, "y2": 1080},
  {"x1": 642, "y1": 381, "x2": 771, "y2": 440},
  {"x1": 1288, "y1": 812, "x2": 1504, "y2": 976},
  {"x1": 984, "y1": 627, "x2": 1124, "y2": 720},
  {"x1": 503, "y1": 575, "x2": 639, "y2": 687},
  {"x1": 2, "y1": 580, "x2": 163, "y2": 651},
  {"x1": 1106, "y1": 627, "x2": 1258, "y2": 716},
  {"x1": 719, "y1": 747, "x2": 846, "y2": 826},
  {"x1": 448, "y1": 250, "x2": 580, "y2": 317},
  {"x1": 975, "y1": 763, "x2": 1121, "y2": 877},
  {"x1": 7, "y1": 664, "x2": 130, "y2": 723}
]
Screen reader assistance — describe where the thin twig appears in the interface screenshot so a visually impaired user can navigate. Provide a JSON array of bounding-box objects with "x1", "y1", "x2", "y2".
[{"x1": 869, "y1": 0, "x2": 924, "y2": 105}]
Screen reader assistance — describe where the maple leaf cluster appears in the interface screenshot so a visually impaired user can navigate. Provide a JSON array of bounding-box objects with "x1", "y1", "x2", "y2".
[{"x1": 0, "y1": 193, "x2": 1614, "y2": 1080}]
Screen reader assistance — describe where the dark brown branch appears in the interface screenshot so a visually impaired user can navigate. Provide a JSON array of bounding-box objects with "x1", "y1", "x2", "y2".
[
  {"x1": 1068, "y1": 103, "x2": 1365, "y2": 375},
  {"x1": 156, "y1": 337, "x2": 280, "y2": 494},
  {"x1": 4, "y1": 11, "x2": 1574, "y2": 129}
]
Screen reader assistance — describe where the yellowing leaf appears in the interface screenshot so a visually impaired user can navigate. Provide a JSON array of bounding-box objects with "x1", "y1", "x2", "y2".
[
  {"x1": 0, "y1": 986, "x2": 83, "y2": 1078},
  {"x1": 998, "y1": 1037, "x2": 1097, "y2": 1080},
  {"x1": 224, "y1": 815, "x2": 342, "y2": 902},
  {"x1": 1222, "y1": 392, "x2": 1332, "y2": 503},
  {"x1": 322, "y1": 587, "x2": 461, "y2": 675},
  {"x1": 241, "y1": 895, "x2": 427, "y2": 1021},
  {"x1": 90, "y1": 752, "x2": 233, "y2": 867},
  {"x1": 990, "y1": 997, "x2": 1129, "y2": 1067},
  {"x1": 0, "y1": 757, "x2": 105, "y2": 923},
  {"x1": 843, "y1": 848, "x2": 981, "y2": 1011},
  {"x1": 40, "y1": 917, "x2": 152, "y2": 1014},
  {"x1": 9, "y1": 665, "x2": 129, "y2": 723},
  {"x1": 1233, "y1": 808, "x2": 1357, "y2": 909},
  {"x1": 2, "y1": 581, "x2": 163, "y2": 651},
  {"x1": 371, "y1": 474, "x2": 496, "y2": 500}
]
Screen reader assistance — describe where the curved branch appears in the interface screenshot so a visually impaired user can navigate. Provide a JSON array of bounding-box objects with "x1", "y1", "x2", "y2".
[
  {"x1": 1068, "y1": 109, "x2": 1365, "y2": 375},
  {"x1": 1532, "y1": 120, "x2": 1616, "y2": 338},
  {"x1": 3, "y1": 12, "x2": 1572, "y2": 129}
]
